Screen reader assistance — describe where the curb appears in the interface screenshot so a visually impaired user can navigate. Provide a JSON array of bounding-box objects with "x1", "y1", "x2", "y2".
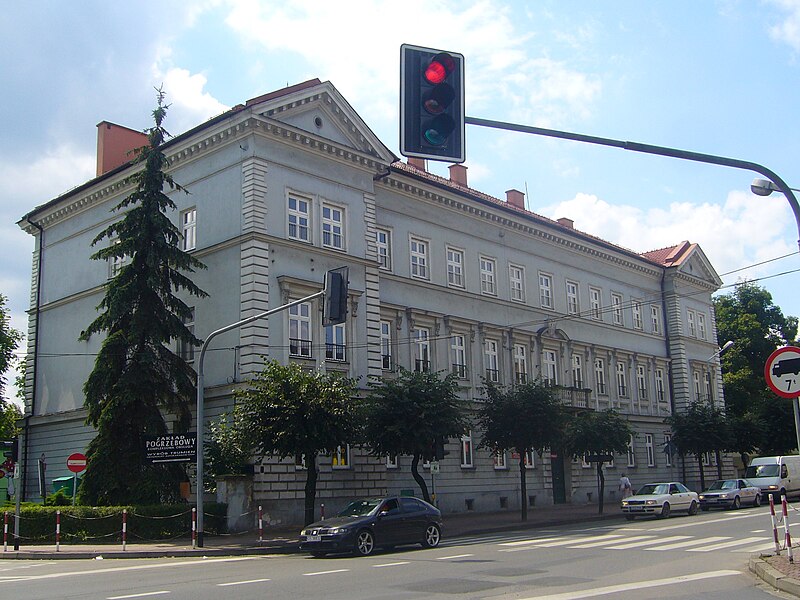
[{"x1": 750, "y1": 555, "x2": 800, "y2": 597}]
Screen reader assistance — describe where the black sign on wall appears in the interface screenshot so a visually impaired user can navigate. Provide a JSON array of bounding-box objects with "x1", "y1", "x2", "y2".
[{"x1": 144, "y1": 433, "x2": 197, "y2": 463}]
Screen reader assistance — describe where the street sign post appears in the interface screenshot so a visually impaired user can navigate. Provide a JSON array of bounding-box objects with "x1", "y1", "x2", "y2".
[
  {"x1": 66, "y1": 452, "x2": 87, "y2": 506},
  {"x1": 765, "y1": 346, "x2": 800, "y2": 455}
]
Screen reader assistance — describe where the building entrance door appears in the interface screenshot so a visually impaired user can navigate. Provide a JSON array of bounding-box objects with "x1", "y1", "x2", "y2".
[{"x1": 551, "y1": 451, "x2": 567, "y2": 504}]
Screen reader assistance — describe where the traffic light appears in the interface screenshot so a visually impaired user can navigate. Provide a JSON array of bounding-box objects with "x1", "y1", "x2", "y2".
[
  {"x1": 323, "y1": 267, "x2": 349, "y2": 327},
  {"x1": 1, "y1": 439, "x2": 18, "y2": 462},
  {"x1": 400, "y1": 44, "x2": 465, "y2": 163}
]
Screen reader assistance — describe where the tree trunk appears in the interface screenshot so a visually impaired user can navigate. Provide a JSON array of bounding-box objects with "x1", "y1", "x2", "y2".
[
  {"x1": 596, "y1": 463, "x2": 605, "y2": 514},
  {"x1": 410, "y1": 454, "x2": 430, "y2": 503},
  {"x1": 519, "y1": 451, "x2": 527, "y2": 522},
  {"x1": 304, "y1": 453, "x2": 318, "y2": 526},
  {"x1": 697, "y1": 454, "x2": 706, "y2": 491},
  {"x1": 715, "y1": 449, "x2": 723, "y2": 479}
]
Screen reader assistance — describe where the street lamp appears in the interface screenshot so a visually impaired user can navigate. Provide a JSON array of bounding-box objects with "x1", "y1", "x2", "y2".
[
  {"x1": 707, "y1": 340, "x2": 734, "y2": 362},
  {"x1": 751, "y1": 179, "x2": 800, "y2": 197}
]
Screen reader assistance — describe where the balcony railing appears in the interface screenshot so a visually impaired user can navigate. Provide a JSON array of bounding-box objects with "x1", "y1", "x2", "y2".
[
  {"x1": 452, "y1": 363, "x2": 468, "y2": 378},
  {"x1": 485, "y1": 368, "x2": 499, "y2": 383},
  {"x1": 290, "y1": 338, "x2": 312, "y2": 358},
  {"x1": 325, "y1": 343, "x2": 346, "y2": 362},
  {"x1": 550, "y1": 385, "x2": 590, "y2": 409},
  {"x1": 415, "y1": 359, "x2": 431, "y2": 373}
]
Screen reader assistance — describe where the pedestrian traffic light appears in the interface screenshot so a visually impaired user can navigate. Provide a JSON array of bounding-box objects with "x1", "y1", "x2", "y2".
[
  {"x1": 400, "y1": 44, "x2": 465, "y2": 163},
  {"x1": 1, "y1": 439, "x2": 18, "y2": 462},
  {"x1": 323, "y1": 267, "x2": 349, "y2": 327}
]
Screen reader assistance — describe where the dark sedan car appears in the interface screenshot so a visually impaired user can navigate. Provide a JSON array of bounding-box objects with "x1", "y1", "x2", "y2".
[{"x1": 299, "y1": 496, "x2": 443, "y2": 557}]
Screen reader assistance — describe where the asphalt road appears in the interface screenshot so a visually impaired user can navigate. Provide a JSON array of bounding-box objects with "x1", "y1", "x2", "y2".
[{"x1": 1, "y1": 504, "x2": 794, "y2": 599}]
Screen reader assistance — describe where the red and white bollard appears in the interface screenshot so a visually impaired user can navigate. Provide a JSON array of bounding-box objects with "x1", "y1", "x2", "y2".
[
  {"x1": 320, "y1": 503, "x2": 325, "y2": 521},
  {"x1": 783, "y1": 494, "x2": 794, "y2": 563},
  {"x1": 122, "y1": 509, "x2": 127, "y2": 551},
  {"x1": 258, "y1": 506, "x2": 263, "y2": 543},
  {"x1": 192, "y1": 507, "x2": 197, "y2": 549},
  {"x1": 55, "y1": 510, "x2": 61, "y2": 552},
  {"x1": 770, "y1": 494, "x2": 782, "y2": 554},
  {"x1": 3, "y1": 511, "x2": 8, "y2": 552}
]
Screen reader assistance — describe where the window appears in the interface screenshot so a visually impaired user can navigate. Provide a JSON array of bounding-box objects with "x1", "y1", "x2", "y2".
[
  {"x1": 410, "y1": 237, "x2": 429, "y2": 279},
  {"x1": 645, "y1": 434, "x2": 655, "y2": 467},
  {"x1": 181, "y1": 207, "x2": 196, "y2": 251},
  {"x1": 380, "y1": 320, "x2": 392, "y2": 370},
  {"x1": 632, "y1": 300, "x2": 643, "y2": 330},
  {"x1": 687, "y1": 310, "x2": 697, "y2": 337},
  {"x1": 539, "y1": 273, "x2": 553, "y2": 309},
  {"x1": 566, "y1": 281, "x2": 579, "y2": 315},
  {"x1": 376, "y1": 228, "x2": 392, "y2": 270},
  {"x1": 664, "y1": 433, "x2": 673, "y2": 467},
  {"x1": 494, "y1": 450, "x2": 507, "y2": 470},
  {"x1": 693, "y1": 371, "x2": 702, "y2": 400},
  {"x1": 322, "y1": 203, "x2": 345, "y2": 250},
  {"x1": 704, "y1": 371, "x2": 713, "y2": 401},
  {"x1": 460, "y1": 432, "x2": 474, "y2": 468},
  {"x1": 451, "y1": 334, "x2": 467, "y2": 378},
  {"x1": 480, "y1": 256, "x2": 497, "y2": 295},
  {"x1": 446, "y1": 247, "x2": 464, "y2": 288},
  {"x1": 295, "y1": 454, "x2": 307, "y2": 470},
  {"x1": 611, "y1": 293, "x2": 624, "y2": 326},
  {"x1": 178, "y1": 307, "x2": 195, "y2": 362},
  {"x1": 332, "y1": 445, "x2": 350, "y2": 469},
  {"x1": 509, "y1": 264, "x2": 525, "y2": 302},
  {"x1": 325, "y1": 323, "x2": 346, "y2": 362},
  {"x1": 484, "y1": 339, "x2": 499, "y2": 382},
  {"x1": 108, "y1": 239, "x2": 129, "y2": 278},
  {"x1": 655, "y1": 368, "x2": 665, "y2": 402},
  {"x1": 524, "y1": 450, "x2": 535, "y2": 468},
  {"x1": 289, "y1": 302, "x2": 312, "y2": 357},
  {"x1": 589, "y1": 287, "x2": 602, "y2": 320},
  {"x1": 698, "y1": 313, "x2": 707, "y2": 340},
  {"x1": 637, "y1": 365, "x2": 647, "y2": 399},
  {"x1": 616, "y1": 361, "x2": 628, "y2": 397},
  {"x1": 594, "y1": 358, "x2": 607, "y2": 395},
  {"x1": 651, "y1": 305, "x2": 661, "y2": 335},
  {"x1": 627, "y1": 434, "x2": 636, "y2": 467},
  {"x1": 572, "y1": 354, "x2": 584, "y2": 388},
  {"x1": 414, "y1": 327, "x2": 430, "y2": 372},
  {"x1": 514, "y1": 344, "x2": 528, "y2": 384},
  {"x1": 542, "y1": 349, "x2": 558, "y2": 385},
  {"x1": 288, "y1": 195, "x2": 310, "y2": 242},
  {"x1": 386, "y1": 455, "x2": 398, "y2": 469}
]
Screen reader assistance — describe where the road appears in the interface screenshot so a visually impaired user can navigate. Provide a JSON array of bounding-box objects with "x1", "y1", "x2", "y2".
[{"x1": 1, "y1": 504, "x2": 795, "y2": 599}]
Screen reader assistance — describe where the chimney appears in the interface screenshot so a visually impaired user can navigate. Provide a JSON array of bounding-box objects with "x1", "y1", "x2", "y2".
[
  {"x1": 448, "y1": 164, "x2": 468, "y2": 186},
  {"x1": 557, "y1": 217, "x2": 574, "y2": 229},
  {"x1": 96, "y1": 121, "x2": 149, "y2": 176},
  {"x1": 407, "y1": 157, "x2": 427, "y2": 171},
  {"x1": 505, "y1": 189, "x2": 525, "y2": 210}
]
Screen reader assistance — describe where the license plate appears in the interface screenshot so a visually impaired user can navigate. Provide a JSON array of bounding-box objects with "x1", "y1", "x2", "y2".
[
  {"x1": 307, "y1": 535, "x2": 322, "y2": 542},
  {"x1": 631, "y1": 507, "x2": 644, "y2": 511}
]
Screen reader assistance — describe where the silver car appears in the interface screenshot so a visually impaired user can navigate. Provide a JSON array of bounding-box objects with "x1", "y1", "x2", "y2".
[
  {"x1": 621, "y1": 482, "x2": 699, "y2": 520},
  {"x1": 699, "y1": 478, "x2": 762, "y2": 510}
]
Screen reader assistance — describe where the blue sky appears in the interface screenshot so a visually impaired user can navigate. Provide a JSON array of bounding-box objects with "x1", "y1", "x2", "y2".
[{"x1": 2, "y1": 0, "x2": 800, "y2": 402}]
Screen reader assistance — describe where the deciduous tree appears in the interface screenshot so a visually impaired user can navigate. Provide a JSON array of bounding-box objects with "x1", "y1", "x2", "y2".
[{"x1": 666, "y1": 401, "x2": 730, "y2": 490}]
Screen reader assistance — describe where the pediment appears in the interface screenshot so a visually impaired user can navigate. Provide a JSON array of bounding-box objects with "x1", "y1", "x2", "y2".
[{"x1": 676, "y1": 245, "x2": 723, "y2": 288}]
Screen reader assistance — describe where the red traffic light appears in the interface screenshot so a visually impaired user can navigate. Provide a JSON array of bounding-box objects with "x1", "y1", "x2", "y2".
[{"x1": 424, "y1": 53, "x2": 456, "y2": 85}]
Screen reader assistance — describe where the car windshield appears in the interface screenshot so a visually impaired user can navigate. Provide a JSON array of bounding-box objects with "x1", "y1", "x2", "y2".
[
  {"x1": 708, "y1": 480, "x2": 736, "y2": 490},
  {"x1": 745, "y1": 464, "x2": 779, "y2": 478},
  {"x1": 337, "y1": 499, "x2": 382, "y2": 517},
  {"x1": 636, "y1": 484, "x2": 669, "y2": 495}
]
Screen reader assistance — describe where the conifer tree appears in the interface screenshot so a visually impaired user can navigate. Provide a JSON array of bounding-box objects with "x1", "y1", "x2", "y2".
[{"x1": 79, "y1": 89, "x2": 207, "y2": 505}]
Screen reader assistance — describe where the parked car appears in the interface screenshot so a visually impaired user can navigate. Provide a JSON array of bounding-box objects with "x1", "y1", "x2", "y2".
[
  {"x1": 299, "y1": 496, "x2": 443, "y2": 557},
  {"x1": 698, "y1": 478, "x2": 761, "y2": 510},
  {"x1": 620, "y1": 482, "x2": 699, "y2": 520}
]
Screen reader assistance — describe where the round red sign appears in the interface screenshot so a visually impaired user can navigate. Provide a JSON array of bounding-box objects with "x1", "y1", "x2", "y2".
[{"x1": 67, "y1": 453, "x2": 87, "y2": 473}]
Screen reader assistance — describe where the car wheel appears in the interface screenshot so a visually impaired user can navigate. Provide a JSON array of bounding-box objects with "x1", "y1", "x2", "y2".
[
  {"x1": 422, "y1": 523, "x2": 441, "y2": 548},
  {"x1": 354, "y1": 529, "x2": 375, "y2": 556},
  {"x1": 688, "y1": 500, "x2": 698, "y2": 515},
  {"x1": 754, "y1": 493, "x2": 762, "y2": 507},
  {"x1": 732, "y1": 496, "x2": 741, "y2": 510},
  {"x1": 625, "y1": 515, "x2": 636, "y2": 521},
  {"x1": 657, "y1": 502, "x2": 671, "y2": 519}
]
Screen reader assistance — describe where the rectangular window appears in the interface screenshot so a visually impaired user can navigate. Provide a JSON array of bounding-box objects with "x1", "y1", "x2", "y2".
[
  {"x1": 410, "y1": 237, "x2": 429, "y2": 279},
  {"x1": 611, "y1": 293, "x2": 624, "y2": 326},
  {"x1": 380, "y1": 320, "x2": 392, "y2": 369},
  {"x1": 651, "y1": 305, "x2": 661, "y2": 335},
  {"x1": 460, "y1": 432, "x2": 474, "y2": 468},
  {"x1": 645, "y1": 434, "x2": 655, "y2": 467},
  {"x1": 524, "y1": 450, "x2": 535, "y2": 468},
  {"x1": 514, "y1": 344, "x2": 528, "y2": 384},
  {"x1": 325, "y1": 323, "x2": 346, "y2": 362},
  {"x1": 704, "y1": 371, "x2": 713, "y2": 401},
  {"x1": 566, "y1": 280, "x2": 580, "y2": 315},
  {"x1": 627, "y1": 434, "x2": 636, "y2": 467},
  {"x1": 289, "y1": 302, "x2": 312, "y2": 357},
  {"x1": 493, "y1": 450, "x2": 507, "y2": 470},
  {"x1": 484, "y1": 339, "x2": 499, "y2": 382},
  {"x1": 589, "y1": 287, "x2": 602, "y2": 320},
  {"x1": 693, "y1": 370, "x2": 702, "y2": 399},
  {"x1": 543, "y1": 349, "x2": 558, "y2": 385},
  {"x1": 108, "y1": 238, "x2": 129, "y2": 278},
  {"x1": 572, "y1": 354, "x2": 584, "y2": 388},
  {"x1": 632, "y1": 300, "x2": 643, "y2": 330},
  {"x1": 594, "y1": 358, "x2": 607, "y2": 395},
  {"x1": 414, "y1": 327, "x2": 430, "y2": 372},
  {"x1": 698, "y1": 313, "x2": 707, "y2": 340},
  {"x1": 509, "y1": 264, "x2": 525, "y2": 303},
  {"x1": 446, "y1": 247, "x2": 464, "y2": 288},
  {"x1": 539, "y1": 273, "x2": 553, "y2": 309},
  {"x1": 386, "y1": 455, "x2": 399, "y2": 469},
  {"x1": 295, "y1": 454, "x2": 307, "y2": 470},
  {"x1": 322, "y1": 203, "x2": 345, "y2": 250},
  {"x1": 637, "y1": 365, "x2": 647, "y2": 399},
  {"x1": 451, "y1": 334, "x2": 467, "y2": 378},
  {"x1": 332, "y1": 445, "x2": 350, "y2": 469},
  {"x1": 480, "y1": 256, "x2": 497, "y2": 295},
  {"x1": 178, "y1": 307, "x2": 195, "y2": 362},
  {"x1": 616, "y1": 361, "x2": 628, "y2": 397},
  {"x1": 376, "y1": 228, "x2": 392, "y2": 270},
  {"x1": 181, "y1": 207, "x2": 196, "y2": 251},
  {"x1": 288, "y1": 195, "x2": 310, "y2": 242},
  {"x1": 664, "y1": 433, "x2": 673, "y2": 467},
  {"x1": 687, "y1": 310, "x2": 697, "y2": 337},
  {"x1": 655, "y1": 368, "x2": 665, "y2": 402}
]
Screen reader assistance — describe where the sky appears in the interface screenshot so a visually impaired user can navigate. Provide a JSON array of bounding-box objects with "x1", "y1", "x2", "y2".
[{"x1": 2, "y1": 0, "x2": 800, "y2": 404}]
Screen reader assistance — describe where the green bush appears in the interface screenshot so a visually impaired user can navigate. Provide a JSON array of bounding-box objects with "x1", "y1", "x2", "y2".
[{"x1": 0, "y1": 503, "x2": 227, "y2": 544}]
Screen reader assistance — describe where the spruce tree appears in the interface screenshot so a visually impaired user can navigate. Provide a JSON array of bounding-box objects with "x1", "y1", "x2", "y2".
[{"x1": 79, "y1": 89, "x2": 207, "y2": 505}]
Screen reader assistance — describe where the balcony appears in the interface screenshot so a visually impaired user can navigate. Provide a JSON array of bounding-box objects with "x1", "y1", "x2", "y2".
[{"x1": 550, "y1": 385, "x2": 590, "y2": 409}]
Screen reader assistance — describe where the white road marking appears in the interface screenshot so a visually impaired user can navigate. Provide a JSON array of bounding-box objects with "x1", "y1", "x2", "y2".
[
  {"x1": 436, "y1": 553, "x2": 473, "y2": 560},
  {"x1": 687, "y1": 536, "x2": 767, "y2": 551},
  {"x1": 107, "y1": 593, "x2": 170, "y2": 600},
  {"x1": 733, "y1": 541, "x2": 781, "y2": 553},
  {"x1": 566, "y1": 535, "x2": 627, "y2": 548},
  {"x1": 217, "y1": 578, "x2": 271, "y2": 586},
  {"x1": 303, "y1": 569, "x2": 349, "y2": 576},
  {"x1": 648, "y1": 511, "x2": 765, "y2": 531},
  {"x1": 517, "y1": 569, "x2": 739, "y2": 599},
  {"x1": 499, "y1": 537, "x2": 561, "y2": 547},
  {"x1": 372, "y1": 562, "x2": 410, "y2": 568},
  {"x1": 604, "y1": 535, "x2": 691, "y2": 550},
  {"x1": 648, "y1": 536, "x2": 729, "y2": 550}
]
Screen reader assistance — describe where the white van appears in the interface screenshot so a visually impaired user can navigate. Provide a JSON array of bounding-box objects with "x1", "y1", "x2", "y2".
[{"x1": 744, "y1": 455, "x2": 800, "y2": 499}]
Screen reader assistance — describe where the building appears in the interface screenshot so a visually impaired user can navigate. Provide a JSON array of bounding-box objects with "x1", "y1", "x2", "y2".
[{"x1": 17, "y1": 79, "x2": 732, "y2": 523}]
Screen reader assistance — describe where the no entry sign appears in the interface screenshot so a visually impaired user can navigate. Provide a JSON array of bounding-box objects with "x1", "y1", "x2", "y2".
[
  {"x1": 67, "y1": 453, "x2": 87, "y2": 473},
  {"x1": 765, "y1": 346, "x2": 800, "y2": 399}
]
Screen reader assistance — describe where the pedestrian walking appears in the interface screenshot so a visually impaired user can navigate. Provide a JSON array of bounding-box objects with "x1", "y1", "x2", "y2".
[{"x1": 619, "y1": 473, "x2": 633, "y2": 498}]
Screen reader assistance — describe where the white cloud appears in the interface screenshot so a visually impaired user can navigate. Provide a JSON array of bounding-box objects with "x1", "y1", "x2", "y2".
[{"x1": 768, "y1": 0, "x2": 800, "y2": 52}]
